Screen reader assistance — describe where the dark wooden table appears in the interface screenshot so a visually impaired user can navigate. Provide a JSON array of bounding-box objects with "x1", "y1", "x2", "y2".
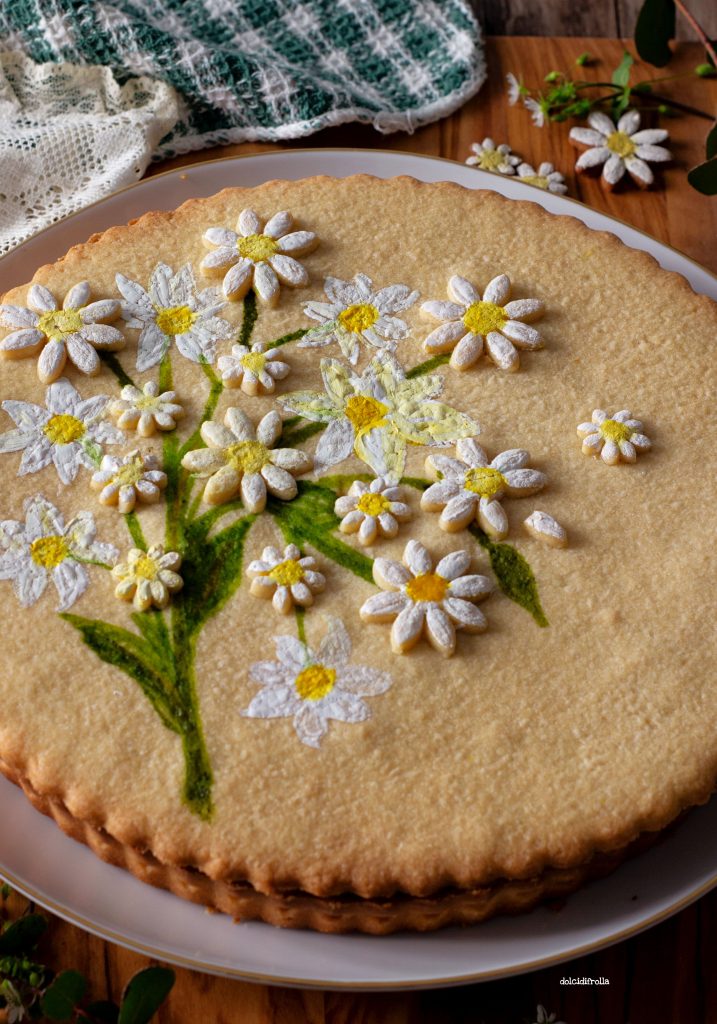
[{"x1": 4, "y1": 36, "x2": 716, "y2": 1024}]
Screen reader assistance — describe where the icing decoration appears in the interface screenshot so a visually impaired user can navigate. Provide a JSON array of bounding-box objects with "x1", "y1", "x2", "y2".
[
  {"x1": 217, "y1": 341, "x2": 291, "y2": 395},
  {"x1": 200, "y1": 208, "x2": 319, "y2": 307},
  {"x1": 516, "y1": 161, "x2": 568, "y2": 194},
  {"x1": 422, "y1": 439, "x2": 547, "y2": 540},
  {"x1": 0, "y1": 377, "x2": 122, "y2": 483},
  {"x1": 243, "y1": 616, "x2": 391, "y2": 749},
  {"x1": 109, "y1": 381, "x2": 185, "y2": 437},
  {"x1": 523, "y1": 510, "x2": 568, "y2": 548},
  {"x1": 247, "y1": 542, "x2": 326, "y2": 614},
  {"x1": 298, "y1": 273, "x2": 419, "y2": 365},
  {"x1": 0, "y1": 494, "x2": 118, "y2": 610},
  {"x1": 335, "y1": 476, "x2": 412, "y2": 546},
  {"x1": 569, "y1": 110, "x2": 671, "y2": 189},
  {"x1": 0, "y1": 281, "x2": 124, "y2": 384},
  {"x1": 113, "y1": 544, "x2": 183, "y2": 611},
  {"x1": 180, "y1": 407, "x2": 312, "y2": 510},
  {"x1": 280, "y1": 351, "x2": 479, "y2": 483},
  {"x1": 91, "y1": 449, "x2": 167, "y2": 513},
  {"x1": 116, "y1": 263, "x2": 233, "y2": 372},
  {"x1": 465, "y1": 138, "x2": 520, "y2": 175},
  {"x1": 577, "y1": 408, "x2": 651, "y2": 465},
  {"x1": 360, "y1": 539, "x2": 492, "y2": 657},
  {"x1": 421, "y1": 274, "x2": 544, "y2": 372}
]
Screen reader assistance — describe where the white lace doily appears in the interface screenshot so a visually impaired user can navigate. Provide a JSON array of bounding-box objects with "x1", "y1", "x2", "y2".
[{"x1": 0, "y1": 52, "x2": 181, "y2": 254}]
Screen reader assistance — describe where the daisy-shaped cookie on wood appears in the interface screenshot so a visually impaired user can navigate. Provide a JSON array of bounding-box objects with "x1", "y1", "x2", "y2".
[
  {"x1": 569, "y1": 110, "x2": 671, "y2": 190},
  {"x1": 421, "y1": 274, "x2": 544, "y2": 372},
  {"x1": 516, "y1": 161, "x2": 568, "y2": 194},
  {"x1": 466, "y1": 138, "x2": 520, "y2": 175},
  {"x1": 200, "y1": 208, "x2": 319, "y2": 306}
]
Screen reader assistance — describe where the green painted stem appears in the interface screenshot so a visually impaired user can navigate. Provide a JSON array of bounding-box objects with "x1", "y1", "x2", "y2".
[
  {"x1": 171, "y1": 609, "x2": 213, "y2": 820},
  {"x1": 100, "y1": 352, "x2": 135, "y2": 388}
]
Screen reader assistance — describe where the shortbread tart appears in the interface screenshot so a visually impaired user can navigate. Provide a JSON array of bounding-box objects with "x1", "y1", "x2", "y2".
[{"x1": 0, "y1": 176, "x2": 715, "y2": 934}]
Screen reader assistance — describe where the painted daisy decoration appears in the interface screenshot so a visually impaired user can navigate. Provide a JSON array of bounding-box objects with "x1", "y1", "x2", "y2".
[
  {"x1": 217, "y1": 341, "x2": 291, "y2": 396},
  {"x1": 113, "y1": 544, "x2": 183, "y2": 611},
  {"x1": 200, "y1": 208, "x2": 319, "y2": 306},
  {"x1": 422, "y1": 439, "x2": 547, "y2": 540},
  {"x1": 0, "y1": 377, "x2": 122, "y2": 484},
  {"x1": 569, "y1": 110, "x2": 671, "y2": 189},
  {"x1": 116, "y1": 263, "x2": 233, "y2": 372},
  {"x1": 360, "y1": 539, "x2": 492, "y2": 658},
  {"x1": 181, "y1": 408, "x2": 312, "y2": 509},
  {"x1": 334, "y1": 477, "x2": 412, "y2": 547},
  {"x1": 91, "y1": 449, "x2": 167, "y2": 513},
  {"x1": 516, "y1": 161, "x2": 568, "y2": 194},
  {"x1": 109, "y1": 381, "x2": 185, "y2": 437},
  {"x1": 421, "y1": 274, "x2": 544, "y2": 372},
  {"x1": 280, "y1": 351, "x2": 478, "y2": 483},
  {"x1": 0, "y1": 494, "x2": 118, "y2": 611},
  {"x1": 465, "y1": 138, "x2": 520, "y2": 175},
  {"x1": 0, "y1": 281, "x2": 124, "y2": 384},
  {"x1": 577, "y1": 408, "x2": 651, "y2": 465},
  {"x1": 243, "y1": 616, "x2": 391, "y2": 749},
  {"x1": 247, "y1": 543, "x2": 325, "y2": 614},
  {"x1": 298, "y1": 274, "x2": 419, "y2": 365}
]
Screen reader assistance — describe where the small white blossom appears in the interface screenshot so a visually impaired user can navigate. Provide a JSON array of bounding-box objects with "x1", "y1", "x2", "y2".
[
  {"x1": 465, "y1": 137, "x2": 520, "y2": 174},
  {"x1": 90, "y1": 449, "x2": 167, "y2": 513},
  {"x1": 577, "y1": 408, "x2": 651, "y2": 465},
  {"x1": 200, "y1": 208, "x2": 319, "y2": 307},
  {"x1": 181, "y1": 408, "x2": 312, "y2": 510},
  {"x1": 422, "y1": 439, "x2": 547, "y2": 540},
  {"x1": 516, "y1": 161, "x2": 568, "y2": 194},
  {"x1": 334, "y1": 477, "x2": 411, "y2": 546},
  {"x1": 299, "y1": 273, "x2": 419, "y2": 365},
  {"x1": 360, "y1": 539, "x2": 492, "y2": 658},
  {"x1": 570, "y1": 109, "x2": 671, "y2": 189},
  {"x1": 116, "y1": 263, "x2": 233, "y2": 372},
  {"x1": 0, "y1": 377, "x2": 122, "y2": 483},
  {"x1": 0, "y1": 281, "x2": 124, "y2": 383},
  {"x1": 506, "y1": 71, "x2": 522, "y2": 105},
  {"x1": 523, "y1": 96, "x2": 546, "y2": 127},
  {"x1": 217, "y1": 341, "x2": 291, "y2": 395},
  {"x1": 421, "y1": 274, "x2": 544, "y2": 372},
  {"x1": 0, "y1": 494, "x2": 118, "y2": 610},
  {"x1": 247, "y1": 542, "x2": 325, "y2": 615},
  {"x1": 109, "y1": 380, "x2": 185, "y2": 437},
  {"x1": 113, "y1": 544, "x2": 183, "y2": 611},
  {"x1": 243, "y1": 617, "x2": 391, "y2": 748}
]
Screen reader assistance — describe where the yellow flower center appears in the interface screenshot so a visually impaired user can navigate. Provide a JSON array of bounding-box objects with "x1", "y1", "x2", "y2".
[
  {"x1": 476, "y1": 149, "x2": 505, "y2": 171},
  {"x1": 406, "y1": 572, "x2": 448, "y2": 603},
  {"x1": 155, "y1": 305, "x2": 196, "y2": 336},
  {"x1": 237, "y1": 234, "x2": 278, "y2": 262},
  {"x1": 338, "y1": 303, "x2": 379, "y2": 334},
  {"x1": 599, "y1": 419, "x2": 632, "y2": 443},
  {"x1": 356, "y1": 492, "x2": 391, "y2": 516},
  {"x1": 294, "y1": 663, "x2": 336, "y2": 702},
  {"x1": 225, "y1": 440, "x2": 270, "y2": 474},
  {"x1": 520, "y1": 174, "x2": 549, "y2": 189},
  {"x1": 135, "y1": 394, "x2": 161, "y2": 410},
  {"x1": 241, "y1": 351, "x2": 267, "y2": 375},
  {"x1": 462, "y1": 301, "x2": 508, "y2": 336},
  {"x1": 133, "y1": 554, "x2": 158, "y2": 580},
  {"x1": 464, "y1": 466, "x2": 505, "y2": 498},
  {"x1": 43, "y1": 413, "x2": 85, "y2": 445},
  {"x1": 606, "y1": 131, "x2": 636, "y2": 158},
  {"x1": 268, "y1": 559, "x2": 305, "y2": 586},
  {"x1": 115, "y1": 456, "x2": 145, "y2": 487},
  {"x1": 37, "y1": 308, "x2": 83, "y2": 340},
  {"x1": 30, "y1": 534, "x2": 68, "y2": 568},
  {"x1": 345, "y1": 394, "x2": 388, "y2": 434}
]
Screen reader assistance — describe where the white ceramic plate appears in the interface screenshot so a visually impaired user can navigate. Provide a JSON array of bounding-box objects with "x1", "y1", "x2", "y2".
[{"x1": 1, "y1": 150, "x2": 716, "y2": 990}]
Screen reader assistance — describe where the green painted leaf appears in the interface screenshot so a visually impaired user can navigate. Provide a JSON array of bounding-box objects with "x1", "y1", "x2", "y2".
[
  {"x1": 687, "y1": 158, "x2": 717, "y2": 194},
  {"x1": 470, "y1": 526, "x2": 549, "y2": 627},
  {"x1": 60, "y1": 615, "x2": 180, "y2": 732},
  {"x1": 0, "y1": 914, "x2": 47, "y2": 954},
  {"x1": 132, "y1": 610, "x2": 173, "y2": 668},
  {"x1": 118, "y1": 967, "x2": 175, "y2": 1024},
  {"x1": 179, "y1": 514, "x2": 255, "y2": 631},
  {"x1": 267, "y1": 481, "x2": 373, "y2": 583},
  {"x1": 280, "y1": 420, "x2": 325, "y2": 448},
  {"x1": 41, "y1": 970, "x2": 87, "y2": 1021},
  {"x1": 124, "y1": 511, "x2": 147, "y2": 551},
  {"x1": 706, "y1": 122, "x2": 717, "y2": 160},
  {"x1": 635, "y1": 0, "x2": 675, "y2": 66}
]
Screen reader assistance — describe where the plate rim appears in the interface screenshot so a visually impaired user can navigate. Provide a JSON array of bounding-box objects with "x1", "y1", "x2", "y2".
[{"x1": 1, "y1": 148, "x2": 716, "y2": 989}]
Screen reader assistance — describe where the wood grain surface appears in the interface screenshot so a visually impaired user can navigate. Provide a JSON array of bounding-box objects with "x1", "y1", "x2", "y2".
[
  {"x1": 476, "y1": 0, "x2": 717, "y2": 40},
  {"x1": 4, "y1": 36, "x2": 717, "y2": 1024}
]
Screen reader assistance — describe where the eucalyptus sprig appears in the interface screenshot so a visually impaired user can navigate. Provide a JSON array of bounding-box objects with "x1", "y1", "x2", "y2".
[{"x1": 0, "y1": 888, "x2": 174, "y2": 1024}]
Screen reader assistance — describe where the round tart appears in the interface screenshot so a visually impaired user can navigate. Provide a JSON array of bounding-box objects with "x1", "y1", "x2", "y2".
[{"x1": 0, "y1": 176, "x2": 715, "y2": 934}]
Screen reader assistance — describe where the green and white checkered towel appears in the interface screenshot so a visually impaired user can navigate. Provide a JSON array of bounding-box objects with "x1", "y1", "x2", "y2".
[{"x1": 0, "y1": 0, "x2": 486, "y2": 156}]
